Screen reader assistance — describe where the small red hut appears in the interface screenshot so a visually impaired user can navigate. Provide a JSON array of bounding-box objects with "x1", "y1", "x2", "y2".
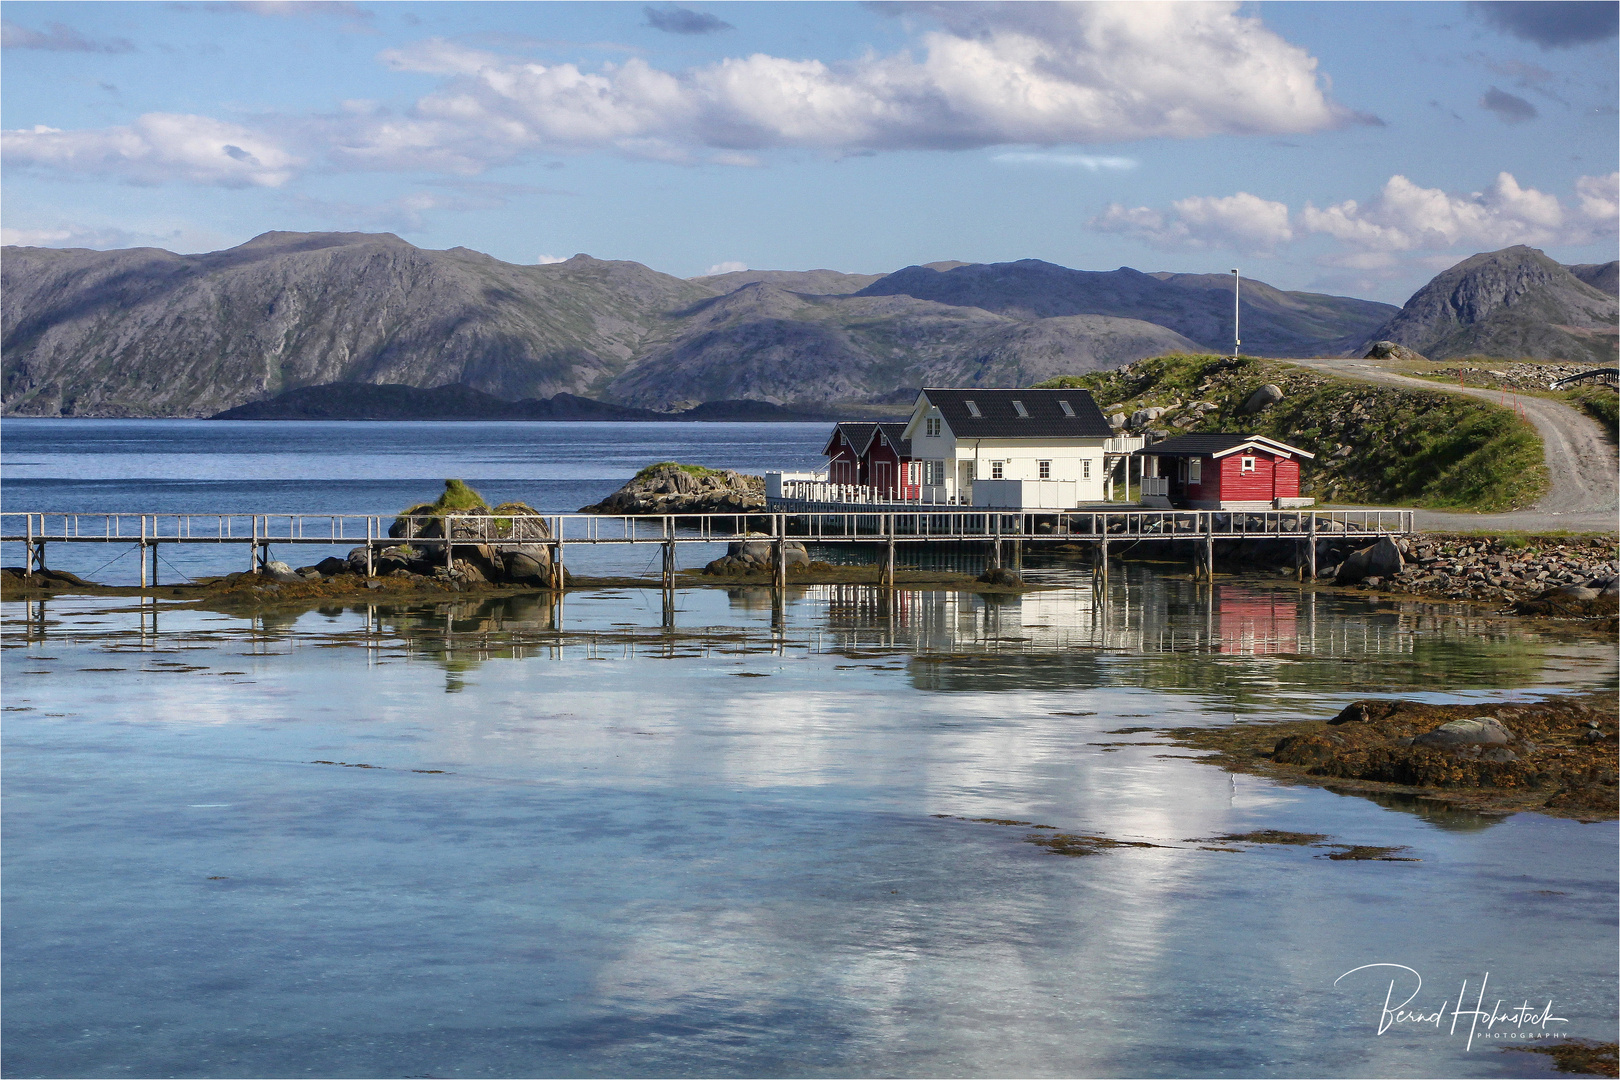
[
  {"x1": 1135, "y1": 433, "x2": 1314, "y2": 510},
  {"x1": 821, "y1": 422, "x2": 917, "y2": 499}
]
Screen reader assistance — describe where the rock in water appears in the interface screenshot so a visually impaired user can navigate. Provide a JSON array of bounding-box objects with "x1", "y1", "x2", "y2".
[
  {"x1": 1335, "y1": 535, "x2": 1403, "y2": 584},
  {"x1": 1241, "y1": 383, "x2": 1284, "y2": 414},
  {"x1": 1363, "y1": 340, "x2": 1429, "y2": 363},
  {"x1": 703, "y1": 534, "x2": 809, "y2": 575},
  {"x1": 976, "y1": 567, "x2": 1024, "y2": 588},
  {"x1": 1413, "y1": 717, "x2": 1515, "y2": 747},
  {"x1": 581, "y1": 462, "x2": 764, "y2": 515}
]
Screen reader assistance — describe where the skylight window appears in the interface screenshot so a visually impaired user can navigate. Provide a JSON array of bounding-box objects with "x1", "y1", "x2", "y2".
[
  {"x1": 1012, "y1": 400, "x2": 1029, "y2": 418},
  {"x1": 964, "y1": 400, "x2": 982, "y2": 418},
  {"x1": 1058, "y1": 400, "x2": 1075, "y2": 418}
]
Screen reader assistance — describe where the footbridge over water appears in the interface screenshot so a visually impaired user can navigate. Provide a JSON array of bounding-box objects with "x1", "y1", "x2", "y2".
[{"x1": 4, "y1": 508, "x2": 1414, "y2": 590}]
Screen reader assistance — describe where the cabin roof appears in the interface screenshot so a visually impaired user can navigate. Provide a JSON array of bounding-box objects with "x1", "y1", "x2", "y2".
[
  {"x1": 823, "y1": 421, "x2": 912, "y2": 459},
  {"x1": 1136, "y1": 433, "x2": 1315, "y2": 460},
  {"x1": 921, "y1": 388, "x2": 1112, "y2": 439}
]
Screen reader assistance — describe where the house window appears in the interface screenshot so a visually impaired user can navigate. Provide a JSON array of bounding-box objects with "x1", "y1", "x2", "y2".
[
  {"x1": 991, "y1": 461, "x2": 1004, "y2": 480},
  {"x1": 925, "y1": 417, "x2": 941, "y2": 438},
  {"x1": 1012, "y1": 400, "x2": 1030, "y2": 418},
  {"x1": 1082, "y1": 459, "x2": 1091, "y2": 480},
  {"x1": 964, "y1": 400, "x2": 981, "y2": 418},
  {"x1": 1241, "y1": 456, "x2": 1257, "y2": 473},
  {"x1": 1039, "y1": 460, "x2": 1051, "y2": 479},
  {"x1": 1058, "y1": 400, "x2": 1075, "y2": 418},
  {"x1": 1189, "y1": 459, "x2": 1202, "y2": 484},
  {"x1": 925, "y1": 460, "x2": 945, "y2": 485}
]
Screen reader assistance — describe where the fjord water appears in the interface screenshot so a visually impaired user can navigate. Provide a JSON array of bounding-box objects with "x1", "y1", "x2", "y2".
[{"x1": 3, "y1": 422, "x2": 1617, "y2": 1079}]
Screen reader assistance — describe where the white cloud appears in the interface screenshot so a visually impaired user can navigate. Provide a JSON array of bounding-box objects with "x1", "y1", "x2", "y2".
[
  {"x1": 1089, "y1": 172, "x2": 1616, "y2": 265},
  {"x1": 2, "y1": 113, "x2": 300, "y2": 187},
  {"x1": 704, "y1": 261, "x2": 748, "y2": 275},
  {"x1": 1300, "y1": 172, "x2": 1608, "y2": 251},
  {"x1": 1091, "y1": 191, "x2": 1293, "y2": 254},
  {"x1": 0, "y1": 3, "x2": 1358, "y2": 186},
  {"x1": 350, "y1": 2, "x2": 1352, "y2": 164},
  {"x1": 1574, "y1": 171, "x2": 1619, "y2": 224},
  {"x1": 536, "y1": 254, "x2": 567, "y2": 264},
  {"x1": 991, "y1": 152, "x2": 1137, "y2": 170}
]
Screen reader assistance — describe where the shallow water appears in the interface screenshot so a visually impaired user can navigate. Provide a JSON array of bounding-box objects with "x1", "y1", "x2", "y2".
[
  {"x1": 0, "y1": 418, "x2": 833, "y2": 583},
  {"x1": 3, "y1": 569, "x2": 1615, "y2": 1079}
]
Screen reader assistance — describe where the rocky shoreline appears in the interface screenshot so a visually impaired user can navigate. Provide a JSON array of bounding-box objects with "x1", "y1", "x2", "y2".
[{"x1": 1160, "y1": 692, "x2": 1619, "y2": 821}]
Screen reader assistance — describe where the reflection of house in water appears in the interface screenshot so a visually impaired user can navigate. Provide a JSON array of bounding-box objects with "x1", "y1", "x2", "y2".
[{"x1": 1214, "y1": 590, "x2": 1298, "y2": 654}]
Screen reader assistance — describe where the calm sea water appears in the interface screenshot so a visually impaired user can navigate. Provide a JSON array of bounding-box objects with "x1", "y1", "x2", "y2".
[
  {"x1": 1, "y1": 419, "x2": 833, "y2": 583},
  {"x1": 2, "y1": 422, "x2": 1616, "y2": 1079}
]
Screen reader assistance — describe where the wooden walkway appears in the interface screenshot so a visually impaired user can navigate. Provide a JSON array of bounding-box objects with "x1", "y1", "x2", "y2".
[{"x1": 2, "y1": 508, "x2": 1413, "y2": 589}]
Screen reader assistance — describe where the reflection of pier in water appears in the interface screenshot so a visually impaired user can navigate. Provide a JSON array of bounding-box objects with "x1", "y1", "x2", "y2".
[
  {"x1": 803, "y1": 568, "x2": 1444, "y2": 660},
  {"x1": 8, "y1": 569, "x2": 1547, "y2": 696}
]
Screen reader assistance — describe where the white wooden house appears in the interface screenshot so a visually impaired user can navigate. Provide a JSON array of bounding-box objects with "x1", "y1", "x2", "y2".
[{"x1": 899, "y1": 388, "x2": 1136, "y2": 508}]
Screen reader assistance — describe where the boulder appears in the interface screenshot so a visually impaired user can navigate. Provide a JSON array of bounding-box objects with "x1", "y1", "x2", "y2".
[
  {"x1": 581, "y1": 462, "x2": 764, "y2": 515},
  {"x1": 703, "y1": 535, "x2": 809, "y2": 575},
  {"x1": 976, "y1": 567, "x2": 1023, "y2": 588},
  {"x1": 1412, "y1": 717, "x2": 1515, "y2": 748},
  {"x1": 260, "y1": 560, "x2": 303, "y2": 583},
  {"x1": 1241, "y1": 384, "x2": 1284, "y2": 414},
  {"x1": 1109, "y1": 412, "x2": 1127, "y2": 429},
  {"x1": 501, "y1": 544, "x2": 554, "y2": 584},
  {"x1": 314, "y1": 556, "x2": 349, "y2": 576},
  {"x1": 1335, "y1": 535, "x2": 1403, "y2": 584},
  {"x1": 1363, "y1": 340, "x2": 1430, "y2": 364}
]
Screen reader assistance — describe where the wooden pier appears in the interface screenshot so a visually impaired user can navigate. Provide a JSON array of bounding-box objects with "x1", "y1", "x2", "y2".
[{"x1": 2, "y1": 508, "x2": 1413, "y2": 591}]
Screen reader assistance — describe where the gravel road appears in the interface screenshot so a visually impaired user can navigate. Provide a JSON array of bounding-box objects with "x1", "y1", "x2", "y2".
[{"x1": 1286, "y1": 358, "x2": 1618, "y2": 535}]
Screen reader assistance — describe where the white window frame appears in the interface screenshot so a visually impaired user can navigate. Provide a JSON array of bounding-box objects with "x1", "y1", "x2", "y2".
[
  {"x1": 925, "y1": 416, "x2": 941, "y2": 438},
  {"x1": 1081, "y1": 459, "x2": 1091, "y2": 480},
  {"x1": 1241, "y1": 456, "x2": 1257, "y2": 473},
  {"x1": 1189, "y1": 458, "x2": 1202, "y2": 484},
  {"x1": 1038, "y1": 460, "x2": 1051, "y2": 479},
  {"x1": 991, "y1": 460, "x2": 1004, "y2": 480}
]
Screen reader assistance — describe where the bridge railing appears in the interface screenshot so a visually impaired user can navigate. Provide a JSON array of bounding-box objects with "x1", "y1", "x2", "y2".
[{"x1": 2, "y1": 507, "x2": 1414, "y2": 546}]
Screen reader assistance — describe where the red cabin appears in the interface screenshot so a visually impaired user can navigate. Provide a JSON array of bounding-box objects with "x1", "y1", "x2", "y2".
[
  {"x1": 1136, "y1": 433, "x2": 1314, "y2": 510},
  {"x1": 822, "y1": 422, "x2": 917, "y2": 499}
]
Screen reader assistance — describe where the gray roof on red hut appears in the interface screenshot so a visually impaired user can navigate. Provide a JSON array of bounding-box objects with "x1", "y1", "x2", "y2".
[
  {"x1": 1136, "y1": 433, "x2": 1314, "y2": 459},
  {"x1": 923, "y1": 388, "x2": 1112, "y2": 438},
  {"x1": 873, "y1": 422, "x2": 911, "y2": 458},
  {"x1": 823, "y1": 422, "x2": 876, "y2": 457}
]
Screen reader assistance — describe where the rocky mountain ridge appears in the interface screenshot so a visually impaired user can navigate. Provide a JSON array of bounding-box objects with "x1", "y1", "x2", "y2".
[
  {"x1": 1358, "y1": 246, "x2": 1617, "y2": 366},
  {"x1": 2, "y1": 232, "x2": 1385, "y2": 418},
  {"x1": 4, "y1": 233, "x2": 1610, "y2": 418}
]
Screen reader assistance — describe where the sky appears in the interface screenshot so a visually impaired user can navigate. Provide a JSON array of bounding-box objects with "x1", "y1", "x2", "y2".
[{"x1": 1, "y1": 0, "x2": 1616, "y2": 303}]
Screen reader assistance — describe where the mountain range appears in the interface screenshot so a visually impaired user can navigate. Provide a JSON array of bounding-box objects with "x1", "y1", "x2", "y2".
[{"x1": 1, "y1": 232, "x2": 1613, "y2": 418}]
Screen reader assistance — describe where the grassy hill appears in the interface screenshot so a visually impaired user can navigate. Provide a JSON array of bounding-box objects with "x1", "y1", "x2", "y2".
[{"x1": 1036, "y1": 353, "x2": 1548, "y2": 512}]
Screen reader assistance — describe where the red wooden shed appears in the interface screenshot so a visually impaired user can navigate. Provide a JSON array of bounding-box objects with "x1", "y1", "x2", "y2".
[
  {"x1": 1135, "y1": 433, "x2": 1315, "y2": 510},
  {"x1": 821, "y1": 422, "x2": 917, "y2": 499}
]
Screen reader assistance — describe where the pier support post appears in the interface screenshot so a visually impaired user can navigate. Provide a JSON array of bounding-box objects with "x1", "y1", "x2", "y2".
[
  {"x1": 1307, "y1": 513, "x2": 1318, "y2": 579},
  {"x1": 141, "y1": 517, "x2": 149, "y2": 589},
  {"x1": 1205, "y1": 513, "x2": 1215, "y2": 581},
  {"x1": 366, "y1": 517, "x2": 375, "y2": 578},
  {"x1": 551, "y1": 519, "x2": 565, "y2": 592},
  {"x1": 883, "y1": 515, "x2": 896, "y2": 589},
  {"x1": 150, "y1": 542, "x2": 159, "y2": 587},
  {"x1": 662, "y1": 516, "x2": 676, "y2": 592},
  {"x1": 773, "y1": 513, "x2": 788, "y2": 592}
]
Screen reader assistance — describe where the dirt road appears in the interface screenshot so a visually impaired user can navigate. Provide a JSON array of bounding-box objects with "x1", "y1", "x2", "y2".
[{"x1": 1287, "y1": 357, "x2": 1618, "y2": 534}]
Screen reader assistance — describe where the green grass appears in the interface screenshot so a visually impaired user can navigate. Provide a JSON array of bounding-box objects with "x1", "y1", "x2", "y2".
[
  {"x1": 1564, "y1": 385, "x2": 1618, "y2": 442},
  {"x1": 632, "y1": 461, "x2": 725, "y2": 482},
  {"x1": 1035, "y1": 353, "x2": 1549, "y2": 512}
]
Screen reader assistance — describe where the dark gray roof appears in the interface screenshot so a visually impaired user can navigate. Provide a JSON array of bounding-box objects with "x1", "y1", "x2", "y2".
[
  {"x1": 874, "y1": 422, "x2": 911, "y2": 458},
  {"x1": 825, "y1": 421, "x2": 912, "y2": 459},
  {"x1": 924, "y1": 388, "x2": 1111, "y2": 439},
  {"x1": 1136, "y1": 433, "x2": 1313, "y2": 459}
]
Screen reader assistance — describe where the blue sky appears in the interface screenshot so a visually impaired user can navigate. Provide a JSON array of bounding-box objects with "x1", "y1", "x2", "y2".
[{"x1": 2, "y1": 1, "x2": 1615, "y2": 303}]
